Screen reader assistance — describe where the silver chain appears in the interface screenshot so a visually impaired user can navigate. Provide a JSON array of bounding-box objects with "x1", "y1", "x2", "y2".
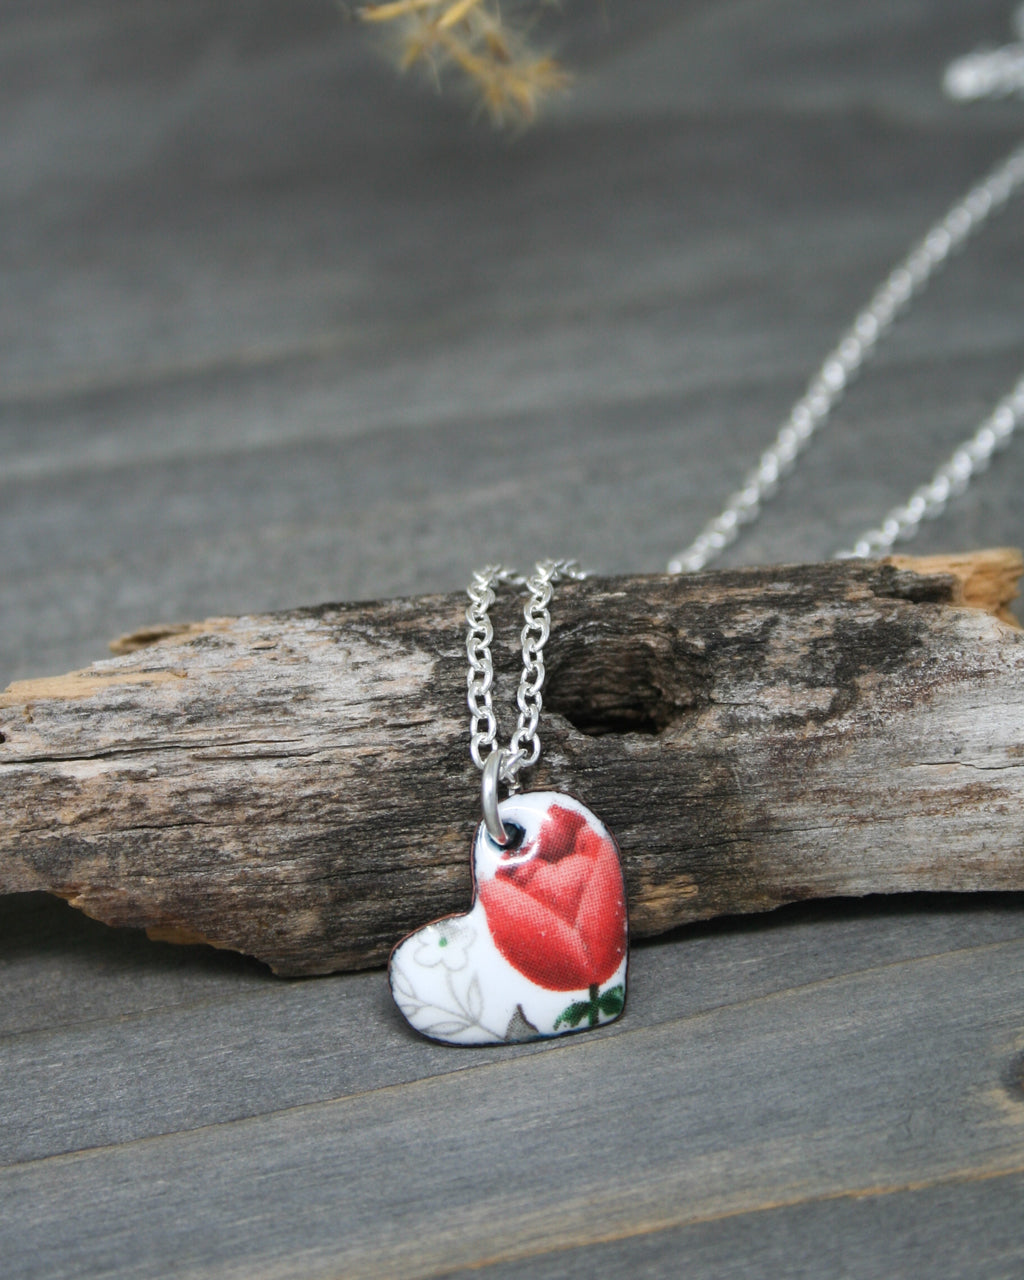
[
  {"x1": 945, "y1": 3, "x2": 1024, "y2": 100},
  {"x1": 466, "y1": 559, "x2": 585, "y2": 787},
  {"x1": 460, "y1": 17, "x2": 1024, "y2": 831},
  {"x1": 836, "y1": 370, "x2": 1024, "y2": 559},
  {"x1": 667, "y1": 14, "x2": 1024, "y2": 574}
]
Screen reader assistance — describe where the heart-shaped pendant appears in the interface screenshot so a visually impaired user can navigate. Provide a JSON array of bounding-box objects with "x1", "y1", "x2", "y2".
[{"x1": 389, "y1": 792, "x2": 628, "y2": 1045}]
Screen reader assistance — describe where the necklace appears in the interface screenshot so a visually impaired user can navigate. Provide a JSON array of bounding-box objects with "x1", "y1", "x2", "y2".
[
  {"x1": 390, "y1": 560, "x2": 629, "y2": 1045},
  {"x1": 390, "y1": 14, "x2": 1024, "y2": 1045}
]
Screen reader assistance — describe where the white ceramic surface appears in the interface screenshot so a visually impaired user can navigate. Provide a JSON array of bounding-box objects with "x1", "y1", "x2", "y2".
[{"x1": 390, "y1": 792, "x2": 628, "y2": 1045}]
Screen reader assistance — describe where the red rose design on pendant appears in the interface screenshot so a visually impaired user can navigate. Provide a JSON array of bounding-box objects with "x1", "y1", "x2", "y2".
[
  {"x1": 389, "y1": 789, "x2": 628, "y2": 1045},
  {"x1": 478, "y1": 799, "x2": 627, "y2": 991}
]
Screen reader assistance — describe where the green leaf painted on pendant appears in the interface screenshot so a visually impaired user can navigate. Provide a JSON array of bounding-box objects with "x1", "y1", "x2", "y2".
[
  {"x1": 598, "y1": 985, "x2": 625, "y2": 1017},
  {"x1": 553, "y1": 1001, "x2": 592, "y2": 1030}
]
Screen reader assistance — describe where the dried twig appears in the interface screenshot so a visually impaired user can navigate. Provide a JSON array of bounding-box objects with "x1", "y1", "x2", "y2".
[{"x1": 359, "y1": 0, "x2": 570, "y2": 125}]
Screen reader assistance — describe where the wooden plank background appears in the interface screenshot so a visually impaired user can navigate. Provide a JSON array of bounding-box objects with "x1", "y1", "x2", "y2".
[{"x1": 2, "y1": 1, "x2": 1024, "y2": 1275}]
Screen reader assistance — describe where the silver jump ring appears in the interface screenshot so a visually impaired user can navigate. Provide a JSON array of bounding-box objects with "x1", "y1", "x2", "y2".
[{"x1": 481, "y1": 749, "x2": 510, "y2": 845}]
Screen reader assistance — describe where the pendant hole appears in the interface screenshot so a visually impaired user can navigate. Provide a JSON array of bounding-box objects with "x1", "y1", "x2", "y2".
[{"x1": 497, "y1": 822, "x2": 526, "y2": 854}]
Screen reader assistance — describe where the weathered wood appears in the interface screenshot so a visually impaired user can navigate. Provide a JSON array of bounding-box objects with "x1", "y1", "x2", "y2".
[
  {"x1": 4, "y1": 914, "x2": 1024, "y2": 1278},
  {"x1": 2, "y1": 550, "x2": 1022, "y2": 975}
]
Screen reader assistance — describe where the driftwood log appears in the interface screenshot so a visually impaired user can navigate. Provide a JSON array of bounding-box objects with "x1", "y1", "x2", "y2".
[{"x1": 1, "y1": 550, "x2": 1022, "y2": 976}]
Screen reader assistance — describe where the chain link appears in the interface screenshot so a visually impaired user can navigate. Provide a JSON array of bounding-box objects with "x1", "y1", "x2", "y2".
[
  {"x1": 666, "y1": 11, "x2": 1024, "y2": 575},
  {"x1": 466, "y1": 559, "x2": 585, "y2": 787},
  {"x1": 836, "y1": 372, "x2": 1024, "y2": 559},
  {"x1": 945, "y1": 3, "x2": 1024, "y2": 100}
]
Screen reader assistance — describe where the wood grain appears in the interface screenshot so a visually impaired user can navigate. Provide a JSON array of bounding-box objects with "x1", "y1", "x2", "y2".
[
  {"x1": 2, "y1": 551, "x2": 1022, "y2": 974},
  {"x1": 3, "y1": 901, "x2": 1024, "y2": 1279},
  {"x1": 4, "y1": 0, "x2": 1024, "y2": 1276}
]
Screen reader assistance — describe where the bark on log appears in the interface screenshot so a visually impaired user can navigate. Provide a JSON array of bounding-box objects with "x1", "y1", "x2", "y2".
[{"x1": 1, "y1": 550, "x2": 1022, "y2": 976}]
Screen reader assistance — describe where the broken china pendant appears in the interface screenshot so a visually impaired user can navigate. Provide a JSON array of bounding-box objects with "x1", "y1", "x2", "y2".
[
  {"x1": 390, "y1": 789, "x2": 628, "y2": 1045},
  {"x1": 389, "y1": 562, "x2": 629, "y2": 1046}
]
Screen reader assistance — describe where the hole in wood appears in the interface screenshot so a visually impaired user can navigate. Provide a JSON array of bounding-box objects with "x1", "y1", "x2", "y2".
[
  {"x1": 544, "y1": 632, "x2": 705, "y2": 736},
  {"x1": 548, "y1": 687, "x2": 672, "y2": 736},
  {"x1": 1007, "y1": 1052, "x2": 1024, "y2": 1103}
]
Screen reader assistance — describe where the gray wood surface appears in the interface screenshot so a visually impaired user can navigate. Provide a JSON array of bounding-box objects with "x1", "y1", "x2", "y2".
[{"x1": 2, "y1": 0, "x2": 1024, "y2": 1276}]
